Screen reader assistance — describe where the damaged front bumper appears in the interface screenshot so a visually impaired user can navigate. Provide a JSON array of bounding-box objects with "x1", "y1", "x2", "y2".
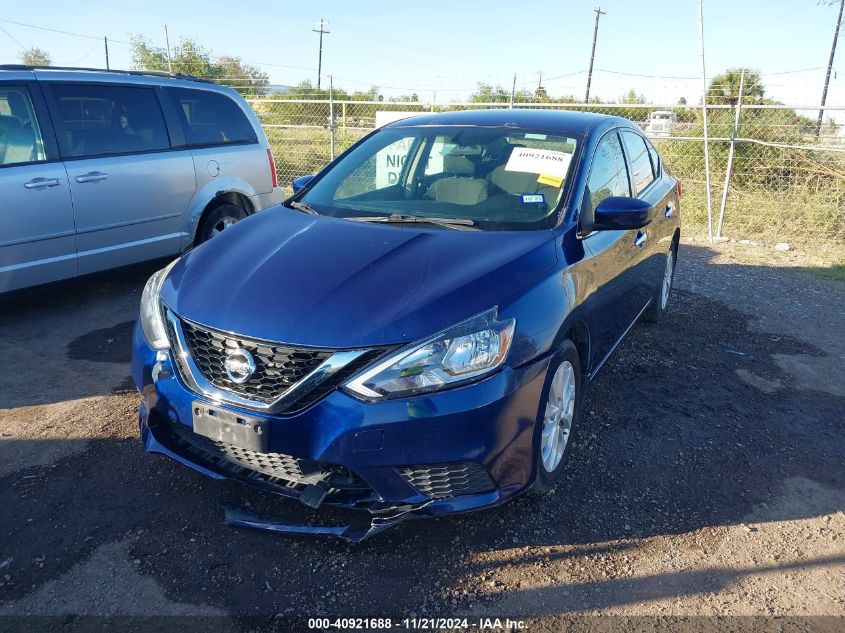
[
  {"x1": 222, "y1": 500, "x2": 433, "y2": 542},
  {"x1": 133, "y1": 322, "x2": 550, "y2": 540}
]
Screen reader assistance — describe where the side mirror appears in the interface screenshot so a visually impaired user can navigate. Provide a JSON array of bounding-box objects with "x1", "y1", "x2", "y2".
[
  {"x1": 292, "y1": 175, "x2": 315, "y2": 194},
  {"x1": 588, "y1": 196, "x2": 653, "y2": 231}
]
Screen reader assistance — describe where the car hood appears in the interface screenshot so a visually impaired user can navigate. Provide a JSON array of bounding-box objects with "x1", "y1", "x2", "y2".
[{"x1": 162, "y1": 208, "x2": 557, "y2": 348}]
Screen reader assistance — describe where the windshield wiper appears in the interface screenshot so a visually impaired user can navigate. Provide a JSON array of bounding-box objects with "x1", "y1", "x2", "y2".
[
  {"x1": 347, "y1": 213, "x2": 479, "y2": 231},
  {"x1": 287, "y1": 200, "x2": 320, "y2": 215}
]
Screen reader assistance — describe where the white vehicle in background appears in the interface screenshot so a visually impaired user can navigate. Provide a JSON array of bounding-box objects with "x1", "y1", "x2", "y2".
[{"x1": 645, "y1": 110, "x2": 677, "y2": 137}]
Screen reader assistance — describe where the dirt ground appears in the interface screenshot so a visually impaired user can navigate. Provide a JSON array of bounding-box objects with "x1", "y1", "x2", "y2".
[{"x1": 0, "y1": 239, "x2": 843, "y2": 632}]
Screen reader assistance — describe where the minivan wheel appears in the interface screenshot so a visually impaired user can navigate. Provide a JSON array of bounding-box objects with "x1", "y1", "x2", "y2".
[
  {"x1": 530, "y1": 340, "x2": 582, "y2": 495},
  {"x1": 643, "y1": 243, "x2": 676, "y2": 323},
  {"x1": 196, "y1": 202, "x2": 248, "y2": 244}
]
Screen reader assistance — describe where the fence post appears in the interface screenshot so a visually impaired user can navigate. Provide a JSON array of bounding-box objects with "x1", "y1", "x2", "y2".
[
  {"x1": 698, "y1": 0, "x2": 713, "y2": 243},
  {"x1": 716, "y1": 69, "x2": 744, "y2": 238},
  {"x1": 510, "y1": 74, "x2": 516, "y2": 109},
  {"x1": 329, "y1": 75, "x2": 335, "y2": 160}
]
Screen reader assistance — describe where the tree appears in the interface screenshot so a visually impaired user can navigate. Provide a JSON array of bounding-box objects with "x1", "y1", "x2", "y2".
[
  {"x1": 470, "y1": 82, "x2": 537, "y2": 104},
  {"x1": 129, "y1": 36, "x2": 269, "y2": 96},
  {"x1": 19, "y1": 46, "x2": 51, "y2": 66},
  {"x1": 470, "y1": 83, "x2": 510, "y2": 103},
  {"x1": 706, "y1": 68, "x2": 765, "y2": 105},
  {"x1": 620, "y1": 89, "x2": 645, "y2": 104}
]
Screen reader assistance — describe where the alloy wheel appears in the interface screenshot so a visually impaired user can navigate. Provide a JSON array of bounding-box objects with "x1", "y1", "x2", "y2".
[
  {"x1": 541, "y1": 360, "x2": 576, "y2": 473},
  {"x1": 660, "y1": 249, "x2": 675, "y2": 311},
  {"x1": 212, "y1": 217, "x2": 237, "y2": 236}
]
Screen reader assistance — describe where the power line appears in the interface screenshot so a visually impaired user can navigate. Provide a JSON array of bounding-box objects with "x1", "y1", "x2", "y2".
[
  {"x1": 0, "y1": 18, "x2": 129, "y2": 44},
  {"x1": 0, "y1": 24, "x2": 26, "y2": 50}
]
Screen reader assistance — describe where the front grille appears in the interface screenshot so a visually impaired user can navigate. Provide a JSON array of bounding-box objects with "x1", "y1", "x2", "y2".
[
  {"x1": 396, "y1": 462, "x2": 496, "y2": 499},
  {"x1": 166, "y1": 420, "x2": 369, "y2": 490},
  {"x1": 179, "y1": 318, "x2": 333, "y2": 404}
]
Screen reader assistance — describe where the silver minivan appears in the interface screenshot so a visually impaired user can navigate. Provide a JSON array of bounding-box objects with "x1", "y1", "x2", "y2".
[{"x1": 0, "y1": 66, "x2": 283, "y2": 293}]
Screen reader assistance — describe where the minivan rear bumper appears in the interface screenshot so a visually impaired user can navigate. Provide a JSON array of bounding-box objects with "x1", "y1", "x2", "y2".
[
  {"x1": 251, "y1": 187, "x2": 285, "y2": 212},
  {"x1": 131, "y1": 322, "x2": 551, "y2": 521}
]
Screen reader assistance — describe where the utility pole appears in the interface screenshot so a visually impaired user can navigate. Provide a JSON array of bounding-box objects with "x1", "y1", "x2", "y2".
[
  {"x1": 817, "y1": 0, "x2": 844, "y2": 137},
  {"x1": 164, "y1": 24, "x2": 172, "y2": 74},
  {"x1": 584, "y1": 6, "x2": 605, "y2": 103},
  {"x1": 313, "y1": 18, "x2": 330, "y2": 90},
  {"x1": 104, "y1": 36, "x2": 110, "y2": 70}
]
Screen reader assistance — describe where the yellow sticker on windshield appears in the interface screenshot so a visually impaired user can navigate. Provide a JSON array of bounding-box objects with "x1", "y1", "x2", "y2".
[{"x1": 537, "y1": 173, "x2": 564, "y2": 188}]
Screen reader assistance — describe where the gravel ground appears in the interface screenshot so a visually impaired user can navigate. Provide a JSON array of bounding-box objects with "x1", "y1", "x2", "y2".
[{"x1": 0, "y1": 240, "x2": 843, "y2": 632}]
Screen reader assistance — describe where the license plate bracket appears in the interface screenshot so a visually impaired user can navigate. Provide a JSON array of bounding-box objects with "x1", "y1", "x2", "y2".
[{"x1": 192, "y1": 402, "x2": 268, "y2": 452}]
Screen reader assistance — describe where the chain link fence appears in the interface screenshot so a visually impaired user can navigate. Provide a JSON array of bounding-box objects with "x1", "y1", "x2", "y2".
[{"x1": 247, "y1": 98, "x2": 845, "y2": 245}]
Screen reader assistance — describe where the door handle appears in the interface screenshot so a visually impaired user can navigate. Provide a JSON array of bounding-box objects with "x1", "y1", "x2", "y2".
[
  {"x1": 664, "y1": 204, "x2": 674, "y2": 218},
  {"x1": 24, "y1": 177, "x2": 61, "y2": 189},
  {"x1": 75, "y1": 171, "x2": 109, "y2": 183},
  {"x1": 634, "y1": 230, "x2": 647, "y2": 248}
]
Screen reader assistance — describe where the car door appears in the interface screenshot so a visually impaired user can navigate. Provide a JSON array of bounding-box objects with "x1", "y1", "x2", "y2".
[
  {"x1": 580, "y1": 130, "x2": 644, "y2": 367},
  {"x1": 43, "y1": 81, "x2": 196, "y2": 275},
  {"x1": 619, "y1": 129, "x2": 670, "y2": 307},
  {"x1": 0, "y1": 80, "x2": 77, "y2": 293}
]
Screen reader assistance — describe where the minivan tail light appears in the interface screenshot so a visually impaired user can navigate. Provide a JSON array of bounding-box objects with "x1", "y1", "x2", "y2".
[
  {"x1": 676, "y1": 179, "x2": 683, "y2": 197},
  {"x1": 267, "y1": 148, "x2": 278, "y2": 188}
]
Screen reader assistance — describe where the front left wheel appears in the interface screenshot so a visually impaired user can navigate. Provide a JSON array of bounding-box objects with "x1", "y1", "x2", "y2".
[{"x1": 531, "y1": 340, "x2": 582, "y2": 494}]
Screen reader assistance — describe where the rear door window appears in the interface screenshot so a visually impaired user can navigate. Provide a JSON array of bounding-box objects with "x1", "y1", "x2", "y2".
[
  {"x1": 0, "y1": 85, "x2": 47, "y2": 166},
  {"x1": 620, "y1": 130, "x2": 655, "y2": 195},
  {"x1": 48, "y1": 83, "x2": 170, "y2": 159},
  {"x1": 169, "y1": 88, "x2": 257, "y2": 146}
]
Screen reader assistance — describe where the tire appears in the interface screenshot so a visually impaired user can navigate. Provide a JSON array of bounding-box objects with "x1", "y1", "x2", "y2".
[
  {"x1": 643, "y1": 242, "x2": 677, "y2": 323},
  {"x1": 195, "y1": 202, "x2": 248, "y2": 244},
  {"x1": 530, "y1": 339, "x2": 583, "y2": 495}
]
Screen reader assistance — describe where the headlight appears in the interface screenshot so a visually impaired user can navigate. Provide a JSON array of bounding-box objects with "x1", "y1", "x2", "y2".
[
  {"x1": 139, "y1": 258, "x2": 179, "y2": 350},
  {"x1": 344, "y1": 309, "x2": 515, "y2": 400}
]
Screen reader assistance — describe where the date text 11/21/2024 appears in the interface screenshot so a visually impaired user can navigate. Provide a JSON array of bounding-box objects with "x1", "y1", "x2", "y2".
[{"x1": 306, "y1": 617, "x2": 528, "y2": 630}]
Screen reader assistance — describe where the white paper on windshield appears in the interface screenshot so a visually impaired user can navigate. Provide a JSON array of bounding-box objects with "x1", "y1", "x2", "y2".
[{"x1": 504, "y1": 148, "x2": 572, "y2": 179}]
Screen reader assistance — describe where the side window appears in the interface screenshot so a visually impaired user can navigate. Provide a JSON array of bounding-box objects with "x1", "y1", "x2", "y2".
[
  {"x1": 170, "y1": 88, "x2": 257, "y2": 146},
  {"x1": 0, "y1": 86, "x2": 47, "y2": 166},
  {"x1": 645, "y1": 138, "x2": 661, "y2": 178},
  {"x1": 585, "y1": 133, "x2": 630, "y2": 222},
  {"x1": 423, "y1": 136, "x2": 458, "y2": 176},
  {"x1": 620, "y1": 130, "x2": 655, "y2": 195},
  {"x1": 334, "y1": 136, "x2": 416, "y2": 199},
  {"x1": 49, "y1": 83, "x2": 170, "y2": 159}
]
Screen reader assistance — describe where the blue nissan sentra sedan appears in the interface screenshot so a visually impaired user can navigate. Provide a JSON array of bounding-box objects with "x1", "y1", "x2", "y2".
[{"x1": 132, "y1": 109, "x2": 681, "y2": 538}]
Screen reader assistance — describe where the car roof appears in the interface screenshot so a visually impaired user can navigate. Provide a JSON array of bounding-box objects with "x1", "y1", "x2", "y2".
[
  {"x1": 0, "y1": 65, "x2": 238, "y2": 94},
  {"x1": 383, "y1": 108, "x2": 633, "y2": 136}
]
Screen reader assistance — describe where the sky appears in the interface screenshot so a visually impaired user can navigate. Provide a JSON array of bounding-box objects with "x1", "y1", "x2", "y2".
[{"x1": 0, "y1": 0, "x2": 842, "y2": 109}]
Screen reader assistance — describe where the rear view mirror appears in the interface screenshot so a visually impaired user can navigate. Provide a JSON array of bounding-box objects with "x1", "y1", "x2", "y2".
[
  {"x1": 589, "y1": 196, "x2": 653, "y2": 231},
  {"x1": 292, "y1": 175, "x2": 315, "y2": 194}
]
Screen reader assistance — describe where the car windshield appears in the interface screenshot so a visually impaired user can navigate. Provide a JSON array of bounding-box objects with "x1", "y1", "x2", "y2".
[{"x1": 296, "y1": 126, "x2": 581, "y2": 231}]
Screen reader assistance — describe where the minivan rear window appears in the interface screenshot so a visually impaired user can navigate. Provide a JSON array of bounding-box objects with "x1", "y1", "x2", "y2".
[
  {"x1": 169, "y1": 88, "x2": 257, "y2": 147},
  {"x1": 48, "y1": 83, "x2": 170, "y2": 159}
]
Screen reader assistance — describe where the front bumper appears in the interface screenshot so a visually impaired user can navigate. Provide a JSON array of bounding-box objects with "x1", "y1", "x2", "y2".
[{"x1": 131, "y1": 322, "x2": 551, "y2": 524}]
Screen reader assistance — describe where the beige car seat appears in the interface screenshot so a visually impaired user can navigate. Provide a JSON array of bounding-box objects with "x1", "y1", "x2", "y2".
[
  {"x1": 426, "y1": 154, "x2": 488, "y2": 205},
  {"x1": 489, "y1": 164, "x2": 559, "y2": 202}
]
